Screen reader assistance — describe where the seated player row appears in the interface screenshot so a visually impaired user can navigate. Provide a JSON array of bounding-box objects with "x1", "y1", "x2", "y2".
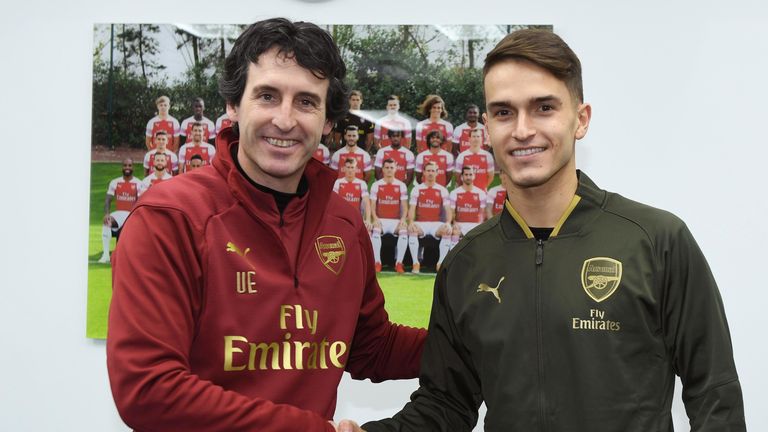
[
  {"x1": 317, "y1": 125, "x2": 497, "y2": 189},
  {"x1": 333, "y1": 158, "x2": 509, "y2": 273},
  {"x1": 330, "y1": 91, "x2": 491, "y2": 157}
]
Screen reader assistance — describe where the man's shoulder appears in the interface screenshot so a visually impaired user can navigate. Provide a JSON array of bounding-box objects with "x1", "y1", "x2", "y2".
[
  {"x1": 599, "y1": 189, "x2": 687, "y2": 238},
  {"x1": 135, "y1": 168, "x2": 230, "y2": 220}
]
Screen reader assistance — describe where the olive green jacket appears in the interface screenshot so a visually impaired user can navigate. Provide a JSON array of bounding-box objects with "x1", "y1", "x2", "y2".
[{"x1": 364, "y1": 171, "x2": 745, "y2": 431}]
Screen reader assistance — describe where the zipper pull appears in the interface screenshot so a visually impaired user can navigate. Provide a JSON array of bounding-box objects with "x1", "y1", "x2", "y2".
[{"x1": 535, "y1": 239, "x2": 544, "y2": 265}]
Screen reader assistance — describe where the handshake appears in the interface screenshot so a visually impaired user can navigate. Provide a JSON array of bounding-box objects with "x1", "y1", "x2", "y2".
[{"x1": 330, "y1": 419, "x2": 365, "y2": 432}]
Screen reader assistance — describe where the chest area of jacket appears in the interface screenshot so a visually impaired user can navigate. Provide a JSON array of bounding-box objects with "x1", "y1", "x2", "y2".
[
  {"x1": 451, "y1": 230, "x2": 661, "y2": 350},
  {"x1": 198, "y1": 207, "x2": 366, "y2": 341}
]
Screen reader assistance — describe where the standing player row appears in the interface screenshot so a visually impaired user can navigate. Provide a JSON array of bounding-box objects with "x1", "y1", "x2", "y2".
[{"x1": 333, "y1": 158, "x2": 510, "y2": 274}]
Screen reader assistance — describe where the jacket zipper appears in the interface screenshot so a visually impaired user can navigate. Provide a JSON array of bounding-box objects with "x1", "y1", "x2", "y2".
[
  {"x1": 277, "y1": 212, "x2": 300, "y2": 289},
  {"x1": 535, "y1": 239, "x2": 546, "y2": 431}
]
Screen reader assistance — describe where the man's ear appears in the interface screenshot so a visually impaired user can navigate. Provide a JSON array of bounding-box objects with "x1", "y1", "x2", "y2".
[
  {"x1": 226, "y1": 103, "x2": 239, "y2": 122},
  {"x1": 575, "y1": 103, "x2": 592, "y2": 140},
  {"x1": 323, "y1": 119, "x2": 333, "y2": 136}
]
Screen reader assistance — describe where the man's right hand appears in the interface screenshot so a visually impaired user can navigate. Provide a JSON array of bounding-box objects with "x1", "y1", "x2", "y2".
[{"x1": 335, "y1": 419, "x2": 365, "y2": 432}]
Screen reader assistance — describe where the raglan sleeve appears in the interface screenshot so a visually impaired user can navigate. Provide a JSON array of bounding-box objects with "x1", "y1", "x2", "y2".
[
  {"x1": 107, "y1": 205, "x2": 335, "y2": 432},
  {"x1": 343, "y1": 223, "x2": 427, "y2": 381},
  {"x1": 661, "y1": 221, "x2": 746, "y2": 431},
  {"x1": 362, "y1": 268, "x2": 482, "y2": 432}
]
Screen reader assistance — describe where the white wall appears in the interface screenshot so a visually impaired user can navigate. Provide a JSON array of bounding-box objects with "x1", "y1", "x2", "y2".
[{"x1": 1, "y1": 0, "x2": 765, "y2": 429}]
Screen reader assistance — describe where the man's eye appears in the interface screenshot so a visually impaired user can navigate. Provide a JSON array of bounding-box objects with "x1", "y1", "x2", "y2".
[
  {"x1": 539, "y1": 104, "x2": 554, "y2": 112},
  {"x1": 258, "y1": 93, "x2": 275, "y2": 102}
]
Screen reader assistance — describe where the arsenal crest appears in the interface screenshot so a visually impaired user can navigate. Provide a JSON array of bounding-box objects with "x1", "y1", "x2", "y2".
[
  {"x1": 581, "y1": 257, "x2": 622, "y2": 303},
  {"x1": 315, "y1": 235, "x2": 346, "y2": 275}
]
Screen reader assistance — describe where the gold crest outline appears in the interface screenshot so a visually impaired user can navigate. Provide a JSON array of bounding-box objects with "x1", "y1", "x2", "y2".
[
  {"x1": 315, "y1": 235, "x2": 346, "y2": 275},
  {"x1": 581, "y1": 257, "x2": 622, "y2": 303}
]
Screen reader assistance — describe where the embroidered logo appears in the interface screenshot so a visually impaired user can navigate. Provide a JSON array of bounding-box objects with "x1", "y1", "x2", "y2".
[
  {"x1": 477, "y1": 276, "x2": 505, "y2": 303},
  {"x1": 226, "y1": 241, "x2": 250, "y2": 258},
  {"x1": 581, "y1": 257, "x2": 622, "y2": 303},
  {"x1": 315, "y1": 235, "x2": 346, "y2": 275}
]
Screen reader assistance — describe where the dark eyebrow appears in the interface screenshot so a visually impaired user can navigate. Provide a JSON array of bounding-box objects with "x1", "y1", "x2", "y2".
[
  {"x1": 532, "y1": 95, "x2": 563, "y2": 106},
  {"x1": 487, "y1": 95, "x2": 563, "y2": 111},
  {"x1": 249, "y1": 85, "x2": 323, "y2": 105}
]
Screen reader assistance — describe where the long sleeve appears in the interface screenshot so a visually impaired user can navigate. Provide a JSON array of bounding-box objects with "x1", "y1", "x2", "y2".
[
  {"x1": 661, "y1": 223, "x2": 746, "y2": 431},
  {"x1": 363, "y1": 269, "x2": 482, "y2": 432},
  {"x1": 345, "y1": 224, "x2": 427, "y2": 382},
  {"x1": 106, "y1": 206, "x2": 334, "y2": 432}
]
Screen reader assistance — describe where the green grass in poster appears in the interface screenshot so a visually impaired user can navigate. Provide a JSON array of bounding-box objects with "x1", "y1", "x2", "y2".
[{"x1": 86, "y1": 161, "x2": 434, "y2": 338}]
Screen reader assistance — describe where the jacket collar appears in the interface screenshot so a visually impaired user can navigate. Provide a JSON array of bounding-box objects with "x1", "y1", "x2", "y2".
[{"x1": 500, "y1": 170, "x2": 607, "y2": 240}]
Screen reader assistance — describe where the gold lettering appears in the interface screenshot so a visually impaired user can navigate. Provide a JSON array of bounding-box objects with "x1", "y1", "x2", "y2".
[
  {"x1": 282, "y1": 333, "x2": 293, "y2": 370},
  {"x1": 319, "y1": 338, "x2": 330, "y2": 369},
  {"x1": 224, "y1": 336, "x2": 247, "y2": 371},
  {"x1": 294, "y1": 341, "x2": 311, "y2": 369},
  {"x1": 295, "y1": 304, "x2": 304, "y2": 330},
  {"x1": 329, "y1": 341, "x2": 347, "y2": 368},
  {"x1": 248, "y1": 342, "x2": 280, "y2": 370},
  {"x1": 307, "y1": 342, "x2": 318, "y2": 369},
  {"x1": 279, "y1": 305, "x2": 293, "y2": 330},
  {"x1": 246, "y1": 271, "x2": 257, "y2": 293},
  {"x1": 236, "y1": 271, "x2": 257, "y2": 294},
  {"x1": 305, "y1": 309, "x2": 318, "y2": 335}
]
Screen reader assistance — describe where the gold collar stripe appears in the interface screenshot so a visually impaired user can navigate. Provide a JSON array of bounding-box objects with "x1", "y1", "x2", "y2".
[
  {"x1": 504, "y1": 194, "x2": 582, "y2": 239},
  {"x1": 550, "y1": 195, "x2": 581, "y2": 238},
  {"x1": 504, "y1": 199, "x2": 535, "y2": 239}
]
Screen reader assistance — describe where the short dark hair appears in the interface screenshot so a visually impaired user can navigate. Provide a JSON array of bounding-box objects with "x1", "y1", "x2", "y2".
[
  {"x1": 426, "y1": 129, "x2": 443, "y2": 143},
  {"x1": 387, "y1": 128, "x2": 404, "y2": 138},
  {"x1": 219, "y1": 18, "x2": 349, "y2": 122},
  {"x1": 154, "y1": 130, "x2": 168, "y2": 137},
  {"x1": 345, "y1": 125, "x2": 359, "y2": 134},
  {"x1": 484, "y1": 29, "x2": 583, "y2": 103},
  {"x1": 382, "y1": 158, "x2": 396, "y2": 166},
  {"x1": 190, "y1": 154, "x2": 204, "y2": 161}
]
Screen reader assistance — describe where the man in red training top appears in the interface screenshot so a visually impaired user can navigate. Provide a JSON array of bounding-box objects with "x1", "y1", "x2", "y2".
[{"x1": 107, "y1": 18, "x2": 426, "y2": 432}]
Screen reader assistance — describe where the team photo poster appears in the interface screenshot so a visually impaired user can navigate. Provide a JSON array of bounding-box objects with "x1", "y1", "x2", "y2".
[{"x1": 86, "y1": 23, "x2": 549, "y2": 338}]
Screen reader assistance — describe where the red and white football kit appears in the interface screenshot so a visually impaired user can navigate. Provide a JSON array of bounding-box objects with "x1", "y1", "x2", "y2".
[
  {"x1": 370, "y1": 179, "x2": 408, "y2": 233},
  {"x1": 312, "y1": 143, "x2": 331, "y2": 166},
  {"x1": 333, "y1": 177, "x2": 369, "y2": 216},
  {"x1": 452, "y1": 122, "x2": 491, "y2": 153},
  {"x1": 414, "y1": 118, "x2": 454, "y2": 153},
  {"x1": 142, "y1": 172, "x2": 173, "y2": 189},
  {"x1": 450, "y1": 185, "x2": 487, "y2": 234},
  {"x1": 180, "y1": 116, "x2": 216, "y2": 142},
  {"x1": 486, "y1": 184, "x2": 507, "y2": 216},
  {"x1": 409, "y1": 182, "x2": 450, "y2": 237},
  {"x1": 143, "y1": 150, "x2": 179, "y2": 175},
  {"x1": 373, "y1": 146, "x2": 415, "y2": 183},
  {"x1": 415, "y1": 149, "x2": 454, "y2": 187},
  {"x1": 107, "y1": 129, "x2": 426, "y2": 431},
  {"x1": 178, "y1": 143, "x2": 217, "y2": 173},
  {"x1": 101, "y1": 176, "x2": 146, "y2": 263},
  {"x1": 455, "y1": 148, "x2": 496, "y2": 190},
  {"x1": 107, "y1": 176, "x2": 145, "y2": 213},
  {"x1": 330, "y1": 146, "x2": 372, "y2": 180},
  {"x1": 145, "y1": 115, "x2": 181, "y2": 151},
  {"x1": 374, "y1": 114, "x2": 412, "y2": 149},
  {"x1": 214, "y1": 114, "x2": 232, "y2": 136}
]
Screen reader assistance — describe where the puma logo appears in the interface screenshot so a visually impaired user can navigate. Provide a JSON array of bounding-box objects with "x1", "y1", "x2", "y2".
[
  {"x1": 477, "y1": 276, "x2": 505, "y2": 304},
  {"x1": 226, "y1": 241, "x2": 250, "y2": 257}
]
